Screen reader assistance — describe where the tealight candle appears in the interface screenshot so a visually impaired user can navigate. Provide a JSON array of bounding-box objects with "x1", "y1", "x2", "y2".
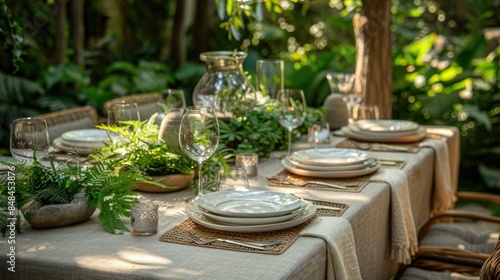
[{"x1": 235, "y1": 153, "x2": 259, "y2": 177}]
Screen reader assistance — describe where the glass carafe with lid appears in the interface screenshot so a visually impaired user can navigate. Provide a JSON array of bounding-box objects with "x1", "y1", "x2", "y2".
[{"x1": 192, "y1": 51, "x2": 257, "y2": 118}]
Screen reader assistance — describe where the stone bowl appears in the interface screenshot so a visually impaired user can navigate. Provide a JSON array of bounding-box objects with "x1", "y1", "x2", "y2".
[{"x1": 21, "y1": 193, "x2": 96, "y2": 229}]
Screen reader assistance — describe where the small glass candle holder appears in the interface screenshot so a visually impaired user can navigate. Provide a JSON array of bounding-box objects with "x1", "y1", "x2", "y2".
[
  {"x1": 130, "y1": 202, "x2": 159, "y2": 236},
  {"x1": 216, "y1": 168, "x2": 250, "y2": 192},
  {"x1": 308, "y1": 121, "x2": 331, "y2": 148},
  {"x1": 235, "y1": 153, "x2": 259, "y2": 177}
]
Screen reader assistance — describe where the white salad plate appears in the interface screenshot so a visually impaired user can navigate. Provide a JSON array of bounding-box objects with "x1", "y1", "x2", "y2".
[
  {"x1": 195, "y1": 191, "x2": 304, "y2": 218},
  {"x1": 199, "y1": 205, "x2": 303, "y2": 225},
  {"x1": 291, "y1": 148, "x2": 368, "y2": 166},
  {"x1": 61, "y1": 129, "x2": 111, "y2": 144},
  {"x1": 281, "y1": 157, "x2": 380, "y2": 178},
  {"x1": 285, "y1": 157, "x2": 376, "y2": 172},
  {"x1": 186, "y1": 201, "x2": 316, "y2": 233},
  {"x1": 351, "y1": 120, "x2": 419, "y2": 133},
  {"x1": 53, "y1": 138, "x2": 97, "y2": 155},
  {"x1": 342, "y1": 126, "x2": 427, "y2": 143}
]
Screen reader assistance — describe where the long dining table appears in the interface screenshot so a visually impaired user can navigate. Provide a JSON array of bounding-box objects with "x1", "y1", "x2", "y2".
[{"x1": 0, "y1": 125, "x2": 459, "y2": 280}]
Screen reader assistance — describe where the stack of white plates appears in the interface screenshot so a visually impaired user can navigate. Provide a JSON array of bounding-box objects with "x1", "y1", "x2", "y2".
[
  {"x1": 342, "y1": 120, "x2": 426, "y2": 143},
  {"x1": 54, "y1": 129, "x2": 111, "y2": 155},
  {"x1": 281, "y1": 148, "x2": 380, "y2": 178},
  {"x1": 185, "y1": 191, "x2": 316, "y2": 232}
]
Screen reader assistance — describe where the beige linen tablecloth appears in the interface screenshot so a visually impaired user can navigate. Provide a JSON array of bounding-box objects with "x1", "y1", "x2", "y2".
[{"x1": 0, "y1": 126, "x2": 460, "y2": 280}]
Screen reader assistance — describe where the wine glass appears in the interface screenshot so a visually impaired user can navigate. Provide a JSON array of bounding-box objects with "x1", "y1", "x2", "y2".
[
  {"x1": 10, "y1": 118, "x2": 50, "y2": 161},
  {"x1": 256, "y1": 59, "x2": 284, "y2": 100},
  {"x1": 277, "y1": 89, "x2": 307, "y2": 157},
  {"x1": 161, "y1": 89, "x2": 186, "y2": 110},
  {"x1": 107, "y1": 102, "x2": 140, "y2": 128},
  {"x1": 178, "y1": 106, "x2": 219, "y2": 196},
  {"x1": 326, "y1": 72, "x2": 362, "y2": 123}
]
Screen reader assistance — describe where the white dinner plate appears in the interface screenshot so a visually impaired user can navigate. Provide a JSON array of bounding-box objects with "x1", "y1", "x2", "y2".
[
  {"x1": 351, "y1": 120, "x2": 419, "y2": 133},
  {"x1": 186, "y1": 201, "x2": 316, "y2": 233},
  {"x1": 195, "y1": 191, "x2": 304, "y2": 218},
  {"x1": 53, "y1": 138, "x2": 97, "y2": 155},
  {"x1": 291, "y1": 148, "x2": 368, "y2": 166},
  {"x1": 61, "y1": 129, "x2": 111, "y2": 144},
  {"x1": 60, "y1": 138, "x2": 108, "y2": 149},
  {"x1": 285, "y1": 156, "x2": 377, "y2": 172},
  {"x1": 342, "y1": 126, "x2": 427, "y2": 143},
  {"x1": 281, "y1": 157, "x2": 380, "y2": 178},
  {"x1": 199, "y1": 205, "x2": 303, "y2": 225}
]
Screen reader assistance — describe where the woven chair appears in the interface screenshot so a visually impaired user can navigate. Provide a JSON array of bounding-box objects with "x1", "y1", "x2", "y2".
[
  {"x1": 397, "y1": 236, "x2": 500, "y2": 279},
  {"x1": 102, "y1": 92, "x2": 163, "y2": 121},
  {"x1": 480, "y1": 235, "x2": 500, "y2": 279},
  {"x1": 34, "y1": 105, "x2": 99, "y2": 141},
  {"x1": 395, "y1": 191, "x2": 500, "y2": 279}
]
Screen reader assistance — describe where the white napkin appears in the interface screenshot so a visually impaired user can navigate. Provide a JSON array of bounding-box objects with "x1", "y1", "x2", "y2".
[
  {"x1": 420, "y1": 138, "x2": 456, "y2": 215},
  {"x1": 370, "y1": 169, "x2": 417, "y2": 264},
  {"x1": 300, "y1": 217, "x2": 362, "y2": 280}
]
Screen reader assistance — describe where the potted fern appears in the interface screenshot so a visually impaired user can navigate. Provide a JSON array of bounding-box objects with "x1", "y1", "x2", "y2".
[
  {"x1": 90, "y1": 113, "x2": 195, "y2": 193},
  {"x1": 0, "y1": 156, "x2": 141, "y2": 234}
]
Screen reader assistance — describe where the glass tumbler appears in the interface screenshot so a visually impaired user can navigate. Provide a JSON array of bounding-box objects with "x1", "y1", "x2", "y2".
[
  {"x1": 130, "y1": 203, "x2": 159, "y2": 236},
  {"x1": 10, "y1": 118, "x2": 50, "y2": 161},
  {"x1": 235, "y1": 153, "x2": 259, "y2": 178}
]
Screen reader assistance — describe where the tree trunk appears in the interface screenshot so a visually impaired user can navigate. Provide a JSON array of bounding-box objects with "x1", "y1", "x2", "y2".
[
  {"x1": 54, "y1": 1, "x2": 67, "y2": 65},
  {"x1": 72, "y1": 0, "x2": 85, "y2": 67},
  {"x1": 358, "y1": 0, "x2": 393, "y2": 119},
  {"x1": 193, "y1": 0, "x2": 213, "y2": 59},
  {"x1": 171, "y1": 0, "x2": 186, "y2": 68}
]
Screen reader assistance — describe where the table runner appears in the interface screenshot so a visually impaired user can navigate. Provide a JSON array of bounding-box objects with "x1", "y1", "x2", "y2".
[
  {"x1": 419, "y1": 138, "x2": 456, "y2": 215},
  {"x1": 370, "y1": 169, "x2": 417, "y2": 264},
  {"x1": 301, "y1": 217, "x2": 362, "y2": 280},
  {"x1": 267, "y1": 170, "x2": 370, "y2": 192}
]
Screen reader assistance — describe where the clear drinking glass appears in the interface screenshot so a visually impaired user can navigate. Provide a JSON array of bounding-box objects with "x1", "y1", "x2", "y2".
[
  {"x1": 107, "y1": 102, "x2": 140, "y2": 128},
  {"x1": 277, "y1": 89, "x2": 307, "y2": 157},
  {"x1": 162, "y1": 89, "x2": 186, "y2": 110},
  {"x1": 256, "y1": 59, "x2": 284, "y2": 100},
  {"x1": 10, "y1": 118, "x2": 50, "y2": 161},
  {"x1": 216, "y1": 168, "x2": 250, "y2": 192},
  {"x1": 307, "y1": 121, "x2": 331, "y2": 149},
  {"x1": 235, "y1": 153, "x2": 259, "y2": 178},
  {"x1": 178, "y1": 106, "x2": 219, "y2": 196},
  {"x1": 325, "y1": 72, "x2": 362, "y2": 123}
]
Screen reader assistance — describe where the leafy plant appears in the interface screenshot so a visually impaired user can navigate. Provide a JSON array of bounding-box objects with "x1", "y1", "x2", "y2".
[
  {"x1": 0, "y1": 156, "x2": 142, "y2": 235},
  {"x1": 219, "y1": 105, "x2": 324, "y2": 158},
  {"x1": 89, "y1": 114, "x2": 195, "y2": 188}
]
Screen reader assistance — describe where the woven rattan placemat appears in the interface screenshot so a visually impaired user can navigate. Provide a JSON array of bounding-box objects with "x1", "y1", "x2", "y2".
[
  {"x1": 159, "y1": 202, "x2": 347, "y2": 255},
  {"x1": 336, "y1": 138, "x2": 421, "y2": 153},
  {"x1": 267, "y1": 170, "x2": 371, "y2": 193}
]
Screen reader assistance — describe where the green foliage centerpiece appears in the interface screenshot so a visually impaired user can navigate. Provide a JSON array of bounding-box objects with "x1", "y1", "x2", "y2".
[
  {"x1": 0, "y1": 156, "x2": 141, "y2": 235},
  {"x1": 89, "y1": 114, "x2": 195, "y2": 192}
]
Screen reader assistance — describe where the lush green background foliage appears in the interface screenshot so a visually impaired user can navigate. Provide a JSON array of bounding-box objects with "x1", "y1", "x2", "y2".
[{"x1": 0, "y1": 0, "x2": 499, "y2": 196}]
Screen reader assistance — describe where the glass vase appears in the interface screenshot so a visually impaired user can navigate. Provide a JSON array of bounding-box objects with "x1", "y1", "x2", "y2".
[{"x1": 192, "y1": 51, "x2": 256, "y2": 118}]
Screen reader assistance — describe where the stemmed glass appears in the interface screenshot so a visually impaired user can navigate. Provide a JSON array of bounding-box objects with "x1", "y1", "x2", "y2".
[
  {"x1": 10, "y1": 118, "x2": 50, "y2": 161},
  {"x1": 162, "y1": 89, "x2": 186, "y2": 110},
  {"x1": 256, "y1": 59, "x2": 284, "y2": 100},
  {"x1": 277, "y1": 89, "x2": 307, "y2": 157},
  {"x1": 107, "y1": 102, "x2": 141, "y2": 128},
  {"x1": 326, "y1": 72, "x2": 362, "y2": 123},
  {"x1": 178, "y1": 106, "x2": 219, "y2": 196}
]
